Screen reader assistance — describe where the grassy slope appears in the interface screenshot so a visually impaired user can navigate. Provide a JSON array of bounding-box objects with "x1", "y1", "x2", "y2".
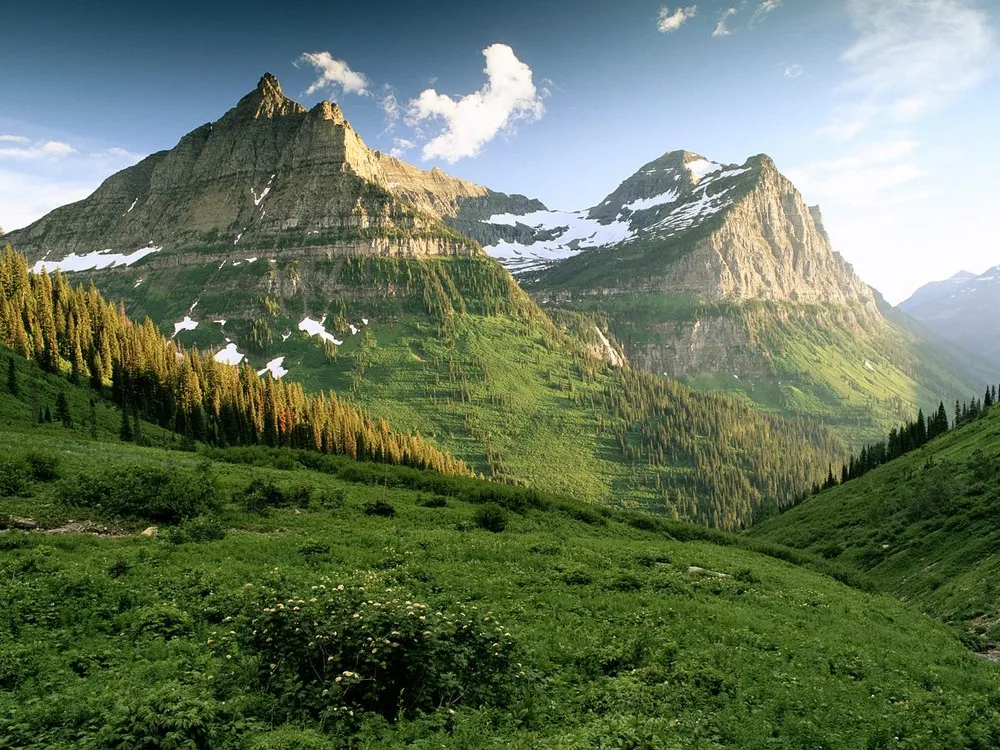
[
  {"x1": 2, "y1": 428, "x2": 999, "y2": 748},
  {"x1": 555, "y1": 295, "x2": 992, "y2": 449},
  {"x1": 749, "y1": 405, "x2": 1000, "y2": 645}
]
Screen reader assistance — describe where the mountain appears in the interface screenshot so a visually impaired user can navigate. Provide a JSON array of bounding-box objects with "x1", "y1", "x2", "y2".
[
  {"x1": 484, "y1": 150, "x2": 992, "y2": 447},
  {"x1": 0, "y1": 76, "x2": 844, "y2": 529},
  {"x1": 900, "y1": 266, "x2": 1000, "y2": 365},
  {"x1": 749, "y1": 398, "x2": 1000, "y2": 651}
]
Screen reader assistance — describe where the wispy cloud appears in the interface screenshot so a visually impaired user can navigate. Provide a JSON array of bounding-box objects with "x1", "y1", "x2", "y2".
[
  {"x1": 390, "y1": 138, "x2": 416, "y2": 158},
  {"x1": 657, "y1": 5, "x2": 697, "y2": 33},
  {"x1": 784, "y1": 64, "x2": 804, "y2": 78},
  {"x1": 752, "y1": 0, "x2": 782, "y2": 24},
  {"x1": 0, "y1": 140, "x2": 143, "y2": 231},
  {"x1": 786, "y1": 139, "x2": 931, "y2": 208},
  {"x1": 297, "y1": 52, "x2": 369, "y2": 97},
  {"x1": 407, "y1": 44, "x2": 545, "y2": 163},
  {"x1": 835, "y1": 0, "x2": 993, "y2": 133},
  {"x1": 713, "y1": 7, "x2": 738, "y2": 37}
]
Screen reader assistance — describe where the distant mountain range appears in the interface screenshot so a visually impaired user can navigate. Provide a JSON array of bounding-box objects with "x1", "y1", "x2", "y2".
[{"x1": 900, "y1": 267, "x2": 1000, "y2": 365}]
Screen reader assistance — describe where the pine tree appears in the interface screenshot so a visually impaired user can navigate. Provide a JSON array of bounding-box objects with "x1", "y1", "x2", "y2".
[
  {"x1": 119, "y1": 405, "x2": 133, "y2": 442},
  {"x1": 55, "y1": 391, "x2": 72, "y2": 427},
  {"x1": 6, "y1": 357, "x2": 17, "y2": 396}
]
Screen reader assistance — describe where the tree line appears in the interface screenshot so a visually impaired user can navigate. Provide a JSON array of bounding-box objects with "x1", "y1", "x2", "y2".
[{"x1": 0, "y1": 246, "x2": 467, "y2": 475}]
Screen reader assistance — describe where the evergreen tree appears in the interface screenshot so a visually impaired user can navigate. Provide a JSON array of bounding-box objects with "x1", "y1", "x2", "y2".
[
  {"x1": 6, "y1": 357, "x2": 17, "y2": 396},
  {"x1": 119, "y1": 405, "x2": 133, "y2": 442},
  {"x1": 55, "y1": 391, "x2": 72, "y2": 427}
]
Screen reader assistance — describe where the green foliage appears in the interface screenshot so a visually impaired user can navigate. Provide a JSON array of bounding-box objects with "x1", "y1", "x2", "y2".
[
  {"x1": 239, "y1": 583, "x2": 517, "y2": 722},
  {"x1": 473, "y1": 503, "x2": 507, "y2": 532},
  {"x1": 0, "y1": 458, "x2": 31, "y2": 496},
  {"x1": 60, "y1": 464, "x2": 218, "y2": 523},
  {"x1": 167, "y1": 515, "x2": 227, "y2": 544},
  {"x1": 364, "y1": 498, "x2": 397, "y2": 517}
]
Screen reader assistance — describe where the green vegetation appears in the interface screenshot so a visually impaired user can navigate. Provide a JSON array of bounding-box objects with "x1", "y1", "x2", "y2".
[
  {"x1": 750, "y1": 401, "x2": 1000, "y2": 649},
  {"x1": 3, "y1": 428, "x2": 1000, "y2": 748},
  {"x1": 552, "y1": 295, "x2": 991, "y2": 450}
]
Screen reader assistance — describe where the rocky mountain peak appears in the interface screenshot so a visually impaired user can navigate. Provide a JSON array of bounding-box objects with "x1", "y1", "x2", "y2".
[{"x1": 230, "y1": 72, "x2": 306, "y2": 120}]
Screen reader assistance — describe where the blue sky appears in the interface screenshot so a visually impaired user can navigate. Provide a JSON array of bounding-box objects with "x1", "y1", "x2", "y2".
[{"x1": 1, "y1": 0, "x2": 997, "y2": 302}]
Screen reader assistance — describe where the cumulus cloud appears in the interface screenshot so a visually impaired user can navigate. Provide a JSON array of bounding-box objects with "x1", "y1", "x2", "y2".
[
  {"x1": 390, "y1": 138, "x2": 416, "y2": 158},
  {"x1": 713, "y1": 8, "x2": 738, "y2": 37},
  {"x1": 784, "y1": 64, "x2": 804, "y2": 78},
  {"x1": 407, "y1": 44, "x2": 545, "y2": 163},
  {"x1": 0, "y1": 138, "x2": 77, "y2": 160},
  {"x1": 297, "y1": 52, "x2": 369, "y2": 96},
  {"x1": 657, "y1": 5, "x2": 697, "y2": 33}
]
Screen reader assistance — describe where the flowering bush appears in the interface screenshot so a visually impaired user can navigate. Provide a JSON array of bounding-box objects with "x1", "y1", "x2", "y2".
[{"x1": 230, "y1": 581, "x2": 518, "y2": 723}]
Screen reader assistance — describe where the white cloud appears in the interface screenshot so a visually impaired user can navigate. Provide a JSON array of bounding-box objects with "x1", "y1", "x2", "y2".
[
  {"x1": 407, "y1": 44, "x2": 545, "y2": 163},
  {"x1": 0, "y1": 135, "x2": 31, "y2": 144},
  {"x1": 784, "y1": 64, "x2": 804, "y2": 78},
  {"x1": 0, "y1": 139, "x2": 78, "y2": 160},
  {"x1": 657, "y1": 5, "x2": 697, "y2": 33},
  {"x1": 786, "y1": 139, "x2": 929, "y2": 209},
  {"x1": 379, "y1": 84, "x2": 401, "y2": 130},
  {"x1": 752, "y1": 0, "x2": 782, "y2": 23},
  {"x1": 390, "y1": 138, "x2": 416, "y2": 158},
  {"x1": 298, "y1": 52, "x2": 369, "y2": 96},
  {"x1": 713, "y1": 8, "x2": 738, "y2": 37},
  {"x1": 816, "y1": 119, "x2": 866, "y2": 141},
  {"x1": 835, "y1": 0, "x2": 993, "y2": 131}
]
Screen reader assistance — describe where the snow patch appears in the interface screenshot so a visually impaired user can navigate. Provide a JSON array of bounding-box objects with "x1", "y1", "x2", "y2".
[
  {"x1": 256, "y1": 357, "x2": 288, "y2": 380},
  {"x1": 299, "y1": 316, "x2": 343, "y2": 345},
  {"x1": 686, "y1": 159, "x2": 723, "y2": 180},
  {"x1": 123, "y1": 198, "x2": 138, "y2": 216},
  {"x1": 281, "y1": 331, "x2": 291, "y2": 342},
  {"x1": 214, "y1": 343, "x2": 245, "y2": 366},
  {"x1": 623, "y1": 189, "x2": 680, "y2": 212},
  {"x1": 133, "y1": 278, "x2": 144, "y2": 288},
  {"x1": 362, "y1": 317, "x2": 369, "y2": 325},
  {"x1": 349, "y1": 324, "x2": 359, "y2": 335},
  {"x1": 172, "y1": 316, "x2": 198, "y2": 337},
  {"x1": 245, "y1": 257, "x2": 258, "y2": 264},
  {"x1": 251, "y1": 174, "x2": 275, "y2": 207},
  {"x1": 32, "y1": 245, "x2": 162, "y2": 274},
  {"x1": 213, "y1": 319, "x2": 227, "y2": 327}
]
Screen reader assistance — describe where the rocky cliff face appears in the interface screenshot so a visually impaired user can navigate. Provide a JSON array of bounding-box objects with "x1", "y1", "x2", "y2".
[{"x1": 4, "y1": 74, "x2": 522, "y2": 264}]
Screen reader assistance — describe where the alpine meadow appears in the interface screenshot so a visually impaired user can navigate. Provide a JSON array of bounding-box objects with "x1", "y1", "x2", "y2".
[{"x1": 3, "y1": 1, "x2": 1000, "y2": 747}]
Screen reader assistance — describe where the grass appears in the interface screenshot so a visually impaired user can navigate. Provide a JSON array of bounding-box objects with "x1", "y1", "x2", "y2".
[
  {"x1": 2, "y1": 429, "x2": 1000, "y2": 748},
  {"x1": 749, "y1": 403, "x2": 1000, "y2": 647}
]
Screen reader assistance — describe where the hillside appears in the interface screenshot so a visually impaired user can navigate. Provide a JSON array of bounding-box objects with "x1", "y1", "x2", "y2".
[
  {"x1": 900, "y1": 266, "x2": 1000, "y2": 366},
  {"x1": 3, "y1": 422, "x2": 1000, "y2": 748},
  {"x1": 496, "y1": 150, "x2": 991, "y2": 447},
  {"x1": 749, "y1": 401, "x2": 1000, "y2": 649},
  {"x1": 0, "y1": 75, "x2": 849, "y2": 529}
]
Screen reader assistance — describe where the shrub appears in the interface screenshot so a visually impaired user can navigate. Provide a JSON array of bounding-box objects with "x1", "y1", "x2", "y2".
[
  {"x1": 167, "y1": 516, "x2": 227, "y2": 544},
  {"x1": 59, "y1": 464, "x2": 218, "y2": 524},
  {"x1": 237, "y1": 583, "x2": 518, "y2": 723},
  {"x1": 474, "y1": 504, "x2": 507, "y2": 533},
  {"x1": 0, "y1": 458, "x2": 31, "y2": 496},
  {"x1": 24, "y1": 451, "x2": 60, "y2": 481},
  {"x1": 363, "y1": 499, "x2": 397, "y2": 517},
  {"x1": 236, "y1": 477, "x2": 290, "y2": 514},
  {"x1": 417, "y1": 494, "x2": 448, "y2": 508},
  {"x1": 95, "y1": 684, "x2": 220, "y2": 749}
]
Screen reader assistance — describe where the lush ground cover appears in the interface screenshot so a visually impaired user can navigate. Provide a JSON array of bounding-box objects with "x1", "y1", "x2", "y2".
[{"x1": 2, "y1": 429, "x2": 999, "y2": 748}]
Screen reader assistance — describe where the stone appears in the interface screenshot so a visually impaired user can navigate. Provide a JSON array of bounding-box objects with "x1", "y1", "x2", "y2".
[{"x1": 141, "y1": 526, "x2": 158, "y2": 537}]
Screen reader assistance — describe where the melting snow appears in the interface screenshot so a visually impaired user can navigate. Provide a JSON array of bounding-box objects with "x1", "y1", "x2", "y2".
[
  {"x1": 623, "y1": 189, "x2": 680, "y2": 212},
  {"x1": 234, "y1": 233, "x2": 243, "y2": 245},
  {"x1": 256, "y1": 357, "x2": 288, "y2": 380},
  {"x1": 483, "y1": 209, "x2": 633, "y2": 274},
  {"x1": 172, "y1": 316, "x2": 198, "y2": 337},
  {"x1": 362, "y1": 317, "x2": 369, "y2": 325},
  {"x1": 349, "y1": 324, "x2": 359, "y2": 335},
  {"x1": 281, "y1": 331, "x2": 291, "y2": 342},
  {"x1": 252, "y1": 175, "x2": 275, "y2": 207},
  {"x1": 686, "y1": 159, "x2": 723, "y2": 180},
  {"x1": 32, "y1": 245, "x2": 162, "y2": 274},
  {"x1": 213, "y1": 319, "x2": 227, "y2": 327},
  {"x1": 245, "y1": 257, "x2": 258, "y2": 264},
  {"x1": 214, "y1": 343, "x2": 245, "y2": 366},
  {"x1": 123, "y1": 198, "x2": 138, "y2": 216},
  {"x1": 299, "y1": 316, "x2": 343, "y2": 345},
  {"x1": 133, "y1": 278, "x2": 144, "y2": 288}
]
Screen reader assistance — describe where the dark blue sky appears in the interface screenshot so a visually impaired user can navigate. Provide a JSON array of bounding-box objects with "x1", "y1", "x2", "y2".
[{"x1": 2, "y1": 0, "x2": 998, "y2": 301}]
